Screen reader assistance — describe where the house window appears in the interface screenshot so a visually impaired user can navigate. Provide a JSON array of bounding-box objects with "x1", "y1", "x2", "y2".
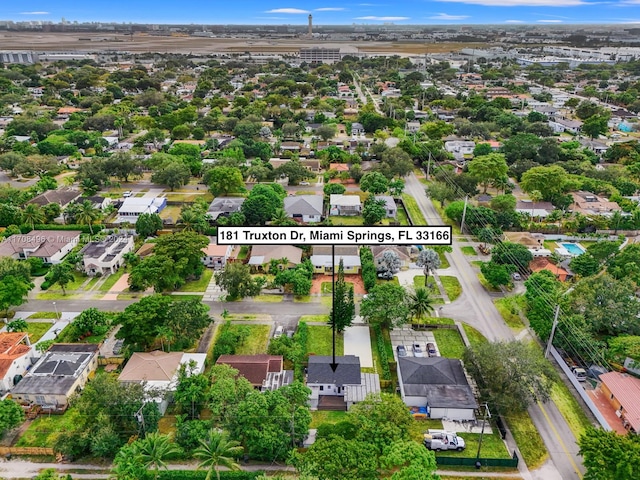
[
  {"x1": 35, "y1": 395, "x2": 45, "y2": 404},
  {"x1": 611, "y1": 394, "x2": 615, "y2": 400},
  {"x1": 319, "y1": 386, "x2": 324, "y2": 391}
]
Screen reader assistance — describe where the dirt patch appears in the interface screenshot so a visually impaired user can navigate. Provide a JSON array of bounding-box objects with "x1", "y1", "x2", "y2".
[{"x1": 311, "y1": 274, "x2": 366, "y2": 295}]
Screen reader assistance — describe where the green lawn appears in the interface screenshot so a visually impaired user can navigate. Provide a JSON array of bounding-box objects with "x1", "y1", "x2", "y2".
[
  {"x1": 471, "y1": 260, "x2": 483, "y2": 267},
  {"x1": 234, "y1": 325, "x2": 271, "y2": 355},
  {"x1": 402, "y1": 194, "x2": 427, "y2": 225},
  {"x1": 408, "y1": 418, "x2": 445, "y2": 442},
  {"x1": 437, "y1": 250, "x2": 451, "y2": 269},
  {"x1": 550, "y1": 382, "x2": 593, "y2": 439},
  {"x1": 17, "y1": 409, "x2": 80, "y2": 447},
  {"x1": 437, "y1": 429, "x2": 511, "y2": 459},
  {"x1": 307, "y1": 325, "x2": 344, "y2": 356},
  {"x1": 463, "y1": 324, "x2": 488, "y2": 347},
  {"x1": 27, "y1": 312, "x2": 57, "y2": 319},
  {"x1": 36, "y1": 293, "x2": 81, "y2": 300},
  {"x1": 169, "y1": 294, "x2": 204, "y2": 301},
  {"x1": 330, "y1": 216, "x2": 364, "y2": 226},
  {"x1": 321, "y1": 281, "x2": 355, "y2": 294},
  {"x1": 310, "y1": 410, "x2": 347, "y2": 428},
  {"x1": 396, "y1": 204, "x2": 410, "y2": 226},
  {"x1": 294, "y1": 295, "x2": 312, "y2": 302},
  {"x1": 494, "y1": 297, "x2": 526, "y2": 331},
  {"x1": 432, "y1": 201, "x2": 462, "y2": 235},
  {"x1": 98, "y1": 269, "x2": 126, "y2": 292},
  {"x1": 237, "y1": 246, "x2": 249, "y2": 260},
  {"x1": 477, "y1": 272, "x2": 500, "y2": 292},
  {"x1": 412, "y1": 316, "x2": 455, "y2": 326},
  {"x1": 45, "y1": 271, "x2": 87, "y2": 292},
  {"x1": 412, "y1": 276, "x2": 441, "y2": 297},
  {"x1": 27, "y1": 322, "x2": 53, "y2": 343},
  {"x1": 433, "y1": 329, "x2": 466, "y2": 359},
  {"x1": 543, "y1": 241, "x2": 557, "y2": 252},
  {"x1": 300, "y1": 315, "x2": 330, "y2": 323},
  {"x1": 253, "y1": 295, "x2": 283, "y2": 303},
  {"x1": 440, "y1": 276, "x2": 462, "y2": 302},
  {"x1": 506, "y1": 410, "x2": 548, "y2": 469},
  {"x1": 177, "y1": 269, "x2": 213, "y2": 292},
  {"x1": 461, "y1": 246, "x2": 476, "y2": 256},
  {"x1": 85, "y1": 276, "x2": 101, "y2": 290},
  {"x1": 159, "y1": 205, "x2": 181, "y2": 221}
]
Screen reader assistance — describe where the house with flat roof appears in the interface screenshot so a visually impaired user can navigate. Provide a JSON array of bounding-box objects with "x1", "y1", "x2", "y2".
[
  {"x1": 284, "y1": 195, "x2": 324, "y2": 223},
  {"x1": 80, "y1": 234, "x2": 134, "y2": 276},
  {"x1": 216, "y1": 354, "x2": 293, "y2": 391},
  {"x1": 207, "y1": 197, "x2": 245, "y2": 221},
  {"x1": 398, "y1": 357, "x2": 477, "y2": 421},
  {"x1": 0, "y1": 332, "x2": 35, "y2": 395},
  {"x1": 329, "y1": 194, "x2": 361, "y2": 216},
  {"x1": 310, "y1": 245, "x2": 361, "y2": 274},
  {"x1": 599, "y1": 371, "x2": 640, "y2": 433},
  {"x1": 0, "y1": 230, "x2": 81, "y2": 264},
  {"x1": 11, "y1": 344, "x2": 100, "y2": 410},
  {"x1": 445, "y1": 140, "x2": 475, "y2": 155},
  {"x1": 118, "y1": 351, "x2": 206, "y2": 414},
  {"x1": 117, "y1": 197, "x2": 166, "y2": 223}
]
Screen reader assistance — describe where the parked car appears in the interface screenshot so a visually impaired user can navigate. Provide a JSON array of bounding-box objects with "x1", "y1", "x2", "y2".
[
  {"x1": 512, "y1": 272, "x2": 522, "y2": 281},
  {"x1": 426, "y1": 342, "x2": 437, "y2": 357},
  {"x1": 123, "y1": 191, "x2": 132, "y2": 198},
  {"x1": 273, "y1": 325, "x2": 284, "y2": 338},
  {"x1": 412, "y1": 343, "x2": 424, "y2": 357},
  {"x1": 423, "y1": 430, "x2": 466, "y2": 452},
  {"x1": 396, "y1": 345, "x2": 407, "y2": 357},
  {"x1": 300, "y1": 181, "x2": 310, "y2": 186}
]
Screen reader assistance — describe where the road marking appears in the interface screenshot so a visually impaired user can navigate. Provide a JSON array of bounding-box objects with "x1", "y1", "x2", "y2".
[{"x1": 537, "y1": 401, "x2": 583, "y2": 479}]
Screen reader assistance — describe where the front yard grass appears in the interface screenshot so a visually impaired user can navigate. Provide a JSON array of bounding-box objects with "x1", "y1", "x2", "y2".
[
  {"x1": 17, "y1": 409, "x2": 80, "y2": 447},
  {"x1": 433, "y1": 329, "x2": 466, "y2": 359},
  {"x1": 253, "y1": 294, "x2": 283, "y2": 303},
  {"x1": 550, "y1": 382, "x2": 592, "y2": 439},
  {"x1": 27, "y1": 312, "x2": 57, "y2": 319},
  {"x1": 294, "y1": 295, "x2": 312, "y2": 302},
  {"x1": 169, "y1": 294, "x2": 204, "y2": 301},
  {"x1": 310, "y1": 410, "x2": 347, "y2": 428},
  {"x1": 463, "y1": 324, "x2": 488, "y2": 347},
  {"x1": 98, "y1": 269, "x2": 126, "y2": 292},
  {"x1": 177, "y1": 269, "x2": 213, "y2": 292},
  {"x1": 412, "y1": 276, "x2": 441, "y2": 297},
  {"x1": 27, "y1": 322, "x2": 54, "y2": 343},
  {"x1": 494, "y1": 296, "x2": 526, "y2": 331},
  {"x1": 440, "y1": 276, "x2": 462, "y2": 302},
  {"x1": 436, "y1": 429, "x2": 511, "y2": 459},
  {"x1": 438, "y1": 250, "x2": 451, "y2": 269},
  {"x1": 461, "y1": 246, "x2": 476, "y2": 255},
  {"x1": 321, "y1": 281, "x2": 354, "y2": 294},
  {"x1": 402, "y1": 194, "x2": 427, "y2": 225},
  {"x1": 330, "y1": 216, "x2": 364, "y2": 226},
  {"x1": 36, "y1": 293, "x2": 81, "y2": 300},
  {"x1": 307, "y1": 325, "x2": 344, "y2": 356},
  {"x1": 506, "y1": 410, "x2": 548, "y2": 469},
  {"x1": 44, "y1": 271, "x2": 87, "y2": 292},
  {"x1": 233, "y1": 324, "x2": 271, "y2": 355}
]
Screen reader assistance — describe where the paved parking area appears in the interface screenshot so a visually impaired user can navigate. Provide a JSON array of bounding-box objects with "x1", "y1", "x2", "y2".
[
  {"x1": 390, "y1": 327, "x2": 440, "y2": 360},
  {"x1": 344, "y1": 324, "x2": 373, "y2": 367}
]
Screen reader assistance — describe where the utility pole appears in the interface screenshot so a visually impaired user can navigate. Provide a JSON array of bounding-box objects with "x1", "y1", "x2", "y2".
[
  {"x1": 460, "y1": 195, "x2": 469, "y2": 234},
  {"x1": 545, "y1": 304, "x2": 561, "y2": 359},
  {"x1": 475, "y1": 403, "x2": 491, "y2": 469},
  {"x1": 426, "y1": 152, "x2": 432, "y2": 180},
  {"x1": 135, "y1": 405, "x2": 146, "y2": 436}
]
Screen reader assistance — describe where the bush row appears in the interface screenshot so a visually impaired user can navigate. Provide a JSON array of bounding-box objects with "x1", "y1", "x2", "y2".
[
  {"x1": 19, "y1": 224, "x2": 105, "y2": 234},
  {"x1": 374, "y1": 325, "x2": 391, "y2": 381},
  {"x1": 293, "y1": 321, "x2": 309, "y2": 381},
  {"x1": 157, "y1": 471, "x2": 264, "y2": 480},
  {"x1": 360, "y1": 246, "x2": 376, "y2": 292}
]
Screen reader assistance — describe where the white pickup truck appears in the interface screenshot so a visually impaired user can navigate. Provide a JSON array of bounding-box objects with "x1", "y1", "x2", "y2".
[{"x1": 423, "y1": 429, "x2": 466, "y2": 452}]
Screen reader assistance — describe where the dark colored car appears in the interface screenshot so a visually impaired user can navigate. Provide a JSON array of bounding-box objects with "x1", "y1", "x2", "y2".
[{"x1": 426, "y1": 342, "x2": 437, "y2": 357}]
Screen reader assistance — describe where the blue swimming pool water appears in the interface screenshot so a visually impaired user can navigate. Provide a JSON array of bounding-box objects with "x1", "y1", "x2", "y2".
[{"x1": 560, "y1": 243, "x2": 585, "y2": 255}]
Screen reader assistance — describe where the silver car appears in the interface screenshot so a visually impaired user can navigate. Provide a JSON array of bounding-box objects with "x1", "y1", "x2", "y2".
[{"x1": 412, "y1": 343, "x2": 424, "y2": 357}]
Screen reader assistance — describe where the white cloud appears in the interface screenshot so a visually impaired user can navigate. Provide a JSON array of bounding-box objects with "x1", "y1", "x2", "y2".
[
  {"x1": 437, "y1": 0, "x2": 585, "y2": 6},
  {"x1": 20, "y1": 11, "x2": 49, "y2": 15},
  {"x1": 315, "y1": 7, "x2": 346, "y2": 11},
  {"x1": 505, "y1": 19, "x2": 525, "y2": 22},
  {"x1": 429, "y1": 13, "x2": 470, "y2": 20},
  {"x1": 265, "y1": 8, "x2": 310, "y2": 14},
  {"x1": 355, "y1": 15, "x2": 410, "y2": 20},
  {"x1": 538, "y1": 19, "x2": 563, "y2": 22}
]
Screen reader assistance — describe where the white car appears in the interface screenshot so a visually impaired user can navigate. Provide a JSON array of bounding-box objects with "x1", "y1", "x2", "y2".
[
  {"x1": 412, "y1": 343, "x2": 424, "y2": 357},
  {"x1": 273, "y1": 325, "x2": 284, "y2": 338},
  {"x1": 123, "y1": 191, "x2": 132, "y2": 198},
  {"x1": 300, "y1": 181, "x2": 310, "y2": 186}
]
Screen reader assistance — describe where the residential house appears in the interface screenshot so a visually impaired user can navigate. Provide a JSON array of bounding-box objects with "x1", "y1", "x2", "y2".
[
  {"x1": 280, "y1": 141, "x2": 302, "y2": 152},
  {"x1": 444, "y1": 141, "x2": 475, "y2": 155},
  {"x1": 284, "y1": 195, "x2": 324, "y2": 223},
  {"x1": 549, "y1": 117, "x2": 583, "y2": 134},
  {"x1": 300, "y1": 159, "x2": 321, "y2": 173},
  {"x1": 571, "y1": 191, "x2": 622, "y2": 217},
  {"x1": 28, "y1": 188, "x2": 81, "y2": 210},
  {"x1": 247, "y1": 245, "x2": 303, "y2": 270},
  {"x1": 118, "y1": 351, "x2": 206, "y2": 414},
  {"x1": 371, "y1": 246, "x2": 413, "y2": 270},
  {"x1": 117, "y1": 197, "x2": 167, "y2": 223},
  {"x1": 579, "y1": 138, "x2": 609, "y2": 156},
  {"x1": 599, "y1": 371, "x2": 640, "y2": 433},
  {"x1": 0, "y1": 332, "x2": 35, "y2": 395},
  {"x1": 0, "y1": 230, "x2": 81, "y2": 264},
  {"x1": 529, "y1": 257, "x2": 572, "y2": 282},
  {"x1": 406, "y1": 121, "x2": 420, "y2": 133},
  {"x1": 83, "y1": 195, "x2": 112, "y2": 211},
  {"x1": 329, "y1": 194, "x2": 361, "y2": 216},
  {"x1": 398, "y1": 357, "x2": 477, "y2": 421},
  {"x1": 11, "y1": 344, "x2": 100, "y2": 410},
  {"x1": 216, "y1": 354, "x2": 293, "y2": 391},
  {"x1": 515, "y1": 200, "x2": 555, "y2": 218},
  {"x1": 375, "y1": 195, "x2": 397, "y2": 219},
  {"x1": 207, "y1": 197, "x2": 245, "y2": 221},
  {"x1": 311, "y1": 246, "x2": 361, "y2": 274},
  {"x1": 307, "y1": 355, "x2": 380, "y2": 410},
  {"x1": 202, "y1": 239, "x2": 233, "y2": 269},
  {"x1": 351, "y1": 122, "x2": 365, "y2": 136},
  {"x1": 80, "y1": 234, "x2": 135, "y2": 276}
]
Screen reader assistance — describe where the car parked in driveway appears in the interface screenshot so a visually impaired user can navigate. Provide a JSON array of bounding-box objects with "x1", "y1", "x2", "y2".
[
  {"x1": 412, "y1": 343, "x2": 424, "y2": 357},
  {"x1": 273, "y1": 325, "x2": 284, "y2": 338},
  {"x1": 426, "y1": 342, "x2": 437, "y2": 357},
  {"x1": 396, "y1": 345, "x2": 407, "y2": 357}
]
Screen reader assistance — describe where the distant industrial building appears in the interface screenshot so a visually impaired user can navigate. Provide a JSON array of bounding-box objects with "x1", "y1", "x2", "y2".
[
  {"x1": 299, "y1": 47, "x2": 342, "y2": 64},
  {"x1": 0, "y1": 51, "x2": 38, "y2": 64}
]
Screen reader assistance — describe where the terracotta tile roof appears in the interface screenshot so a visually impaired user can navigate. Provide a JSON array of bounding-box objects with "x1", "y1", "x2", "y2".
[
  {"x1": 529, "y1": 257, "x2": 570, "y2": 278},
  {"x1": 601, "y1": 372, "x2": 640, "y2": 431},
  {"x1": 216, "y1": 354, "x2": 282, "y2": 387},
  {"x1": 0, "y1": 332, "x2": 31, "y2": 379}
]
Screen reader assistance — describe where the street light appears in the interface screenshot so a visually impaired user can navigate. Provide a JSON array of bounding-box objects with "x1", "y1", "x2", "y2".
[{"x1": 52, "y1": 302, "x2": 59, "y2": 321}]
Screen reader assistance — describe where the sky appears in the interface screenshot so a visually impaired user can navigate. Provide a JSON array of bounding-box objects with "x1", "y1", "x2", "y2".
[{"x1": 6, "y1": 0, "x2": 640, "y2": 25}]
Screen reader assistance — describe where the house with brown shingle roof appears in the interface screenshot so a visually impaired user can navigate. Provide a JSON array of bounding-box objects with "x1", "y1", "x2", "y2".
[
  {"x1": 247, "y1": 245, "x2": 303, "y2": 270},
  {"x1": 0, "y1": 332, "x2": 35, "y2": 394},
  {"x1": 600, "y1": 371, "x2": 640, "y2": 433},
  {"x1": 216, "y1": 354, "x2": 292, "y2": 390},
  {"x1": 27, "y1": 188, "x2": 81, "y2": 210},
  {"x1": 0, "y1": 230, "x2": 81, "y2": 264}
]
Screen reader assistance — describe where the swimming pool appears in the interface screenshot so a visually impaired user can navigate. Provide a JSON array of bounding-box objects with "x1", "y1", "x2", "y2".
[{"x1": 559, "y1": 242, "x2": 585, "y2": 256}]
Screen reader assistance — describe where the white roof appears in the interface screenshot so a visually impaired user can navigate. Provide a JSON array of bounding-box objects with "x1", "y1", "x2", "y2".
[
  {"x1": 311, "y1": 254, "x2": 361, "y2": 268},
  {"x1": 330, "y1": 194, "x2": 361, "y2": 206},
  {"x1": 118, "y1": 197, "x2": 163, "y2": 214}
]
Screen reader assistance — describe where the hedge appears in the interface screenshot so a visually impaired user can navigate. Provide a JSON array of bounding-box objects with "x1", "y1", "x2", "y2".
[
  {"x1": 293, "y1": 321, "x2": 309, "y2": 381},
  {"x1": 20, "y1": 224, "x2": 105, "y2": 234},
  {"x1": 157, "y1": 471, "x2": 264, "y2": 480},
  {"x1": 373, "y1": 325, "x2": 391, "y2": 381},
  {"x1": 360, "y1": 246, "x2": 376, "y2": 292}
]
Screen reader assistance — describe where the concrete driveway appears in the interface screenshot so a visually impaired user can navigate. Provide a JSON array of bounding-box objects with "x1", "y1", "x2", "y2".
[{"x1": 343, "y1": 323, "x2": 373, "y2": 368}]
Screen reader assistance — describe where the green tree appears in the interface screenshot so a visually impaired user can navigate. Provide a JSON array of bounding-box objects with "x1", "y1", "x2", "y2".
[
  {"x1": 151, "y1": 162, "x2": 191, "y2": 191},
  {"x1": 582, "y1": 114, "x2": 610, "y2": 139},
  {"x1": 570, "y1": 253, "x2": 601, "y2": 277},
  {"x1": 0, "y1": 275, "x2": 33, "y2": 316},
  {"x1": 129, "y1": 254, "x2": 183, "y2": 292},
  {"x1": 43, "y1": 203, "x2": 62, "y2": 223},
  {"x1": 174, "y1": 365, "x2": 210, "y2": 420},
  {"x1": 323, "y1": 183, "x2": 346, "y2": 196},
  {"x1": 154, "y1": 231, "x2": 209, "y2": 279},
  {"x1": 490, "y1": 194, "x2": 516, "y2": 213},
  {"x1": 241, "y1": 184, "x2": 285, "y2": 226},
  {"x1": 116, "y1": 294, "x2": 174, "y2": 351},
  {"x1": 360, "y1": 171, "x2": 389, "y2": 194},
  {"x1": 135, "y1": 213, "x2": 163, "y2": 238},
  {"x1": 480, "y1": 261, "x2": 515, "y2": 288},
  {"x1": 524, "y1": 270, "x2": 563, "y2": 340},
  {"x1": 463, "y1": 341, "x2": 557, "y2": 414},
  {"x1": 215, "y1": 262, "x2": 263, "y2": 300},
  {"x1": 425, "y1": 182, "x2": 457, "y2": 207},
  {"x1": 22, "y1": 203, "x2": 45, "y2": 229},
  {"x1": 294, "y1": 436, "x2": 379, "y2": 480},
  {"x1": 49, "y1": 263, "x2": 75, "y2": 295},
  {"x1": 0, "y1": 399, "x2": 25, "y2": 436},
  {"x1": 194, "y1": 430, "x2": 243, "y2": 480},
  {"x1": 381, "y1": 440, "x2": 440, "y2": 480},
  {"x1": 205, "y1": 166, "x2": 245, "y2": 196},
  {"x1": 75, "y1": 200, "x2": 100, "y2": 234},
  {"x1": 316, "y1": 124, "x2": 337, "y2": 141},
  {"x1": 111, "y1": 443, "x2": 147, "y2": 480},
  {"x1": 104, "y1": 152, "x2": 140, "y2": 182},
  {"x1": 362, "y1": 196, "x2": 387, "y2": 225},
  {"x1": 491, "y1": 242, "x2": 533, "y2": 273},
  {"x1": 6, "y1": 318, "x2": 28, "y2": 332},
  {"x1": 468, "y1": 153, "x2": 508, "y2": 194},
  {"x1": 389, "y1": 179, "x2": 405, "y2": 196},
  {"x1": 135, "y1": 432, "x2": 180, "y2": 480},
  {"x1": 520, "y1": 165, "x2": 568, "y2": 201},
  {"x1": 578, "y1": 426, "x2": 640, "y2": 480},
  {"x1": 330, "y1": 259, "x2": 355, "y2": 333},
  {"x1": 407, "y1": 287, "x2": 435, "y2": 321},
  {"x1": 361, "y1": 283, "x2": 410, "y2": 329},
  {"x1": 416, "y1": 249, "x2": 441, "y2": 287},
  {"x1": 68, "y1": 308, "x2": 110, "y2": 340},
  {"x1": 273, "y1": 160, "x2": 314, "y2": 185}
]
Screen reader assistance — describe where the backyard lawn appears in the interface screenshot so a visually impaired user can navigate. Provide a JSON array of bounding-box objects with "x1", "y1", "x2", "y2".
[
  {"x1": 440, "y1": 276, "x2": 462, "y2": 302},
  {"x1": 433, "y1": 329, "x2": 466, "y2": 359},
  {"x1": 26, "y1": 322, "x2": 53, "y2": 344},
  {"x1": 237, "y1": 246, "x2": 249, "y2": 260},
  {"x1": 307, "y1": 325, "x2": 344, "y2": 356},
  {"x1": 402, "y1": 194, "x2": 427, "y2": 225},
  {"x1": 310, "y1": 410, "x2": 347, "y2": 428},
  {"x1": 234, "y1": 325, "x2": 271, "y2": 355},
  {"x1": 159, "y1": 205, "x2": 182, "y2": 221},
  {"x1": 177, "y1": 269, "x2": 213, "y2": 292},
  {"x1": 17, "y1": 409, "x2": 80, "y2": 447},
  {"x1": 331, "y1": 216, "x2": 364, "y2": 226}
]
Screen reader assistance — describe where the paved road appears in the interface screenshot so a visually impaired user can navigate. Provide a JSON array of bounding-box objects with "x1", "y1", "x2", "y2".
[{"x1": 405, "y1": 173, "x2": 584, "y2": 480}]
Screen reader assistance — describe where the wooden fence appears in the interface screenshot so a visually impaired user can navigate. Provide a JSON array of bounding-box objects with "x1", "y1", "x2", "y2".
[{"x1": 0, "y1": 446, "x2": 55, "y2": 456}]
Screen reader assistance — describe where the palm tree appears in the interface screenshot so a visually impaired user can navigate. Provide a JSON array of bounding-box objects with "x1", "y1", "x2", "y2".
[
  {"x1": 408, "y1": 287, "x2": 435, "y2": 321},
  {"x1": 178, "y1": 208, "x2": 199, "y2": 232},
  {"x1": 76, "y1": 200, "x2": 100, "y2": 235},
  {"x1": 529, "y1": 190, "x2": 543, "y2": 223},
  {"x1": 270, "y1": 208, "x2": 289, "y2": 226},
  {"x1": 194, "y1": 429, "x2": 243, "y2": 480},
  {"x1": 416, "y1": 249, "x2": 441, "y2": 287},
  {"x1": 22, "y1": 203, "x2": 45, "y2": 229},
  {"x1": 135, "y1": 432, "x2": 181, "y2": 480}
]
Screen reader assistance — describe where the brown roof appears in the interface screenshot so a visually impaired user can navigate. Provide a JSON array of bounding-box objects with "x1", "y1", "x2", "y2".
[
  {"x1": 216, "y1": 354, "x2": 282, "y2": 387},
  {"x1": 0, "y1": 332, "x2": 31, "y2": 379},
  {"x1": 503, "y1": 232, "x2": 545, "y2": 249},
  {"x1": 601, "y1": 372, "x2": 640, "y2": 431},
  {"x1": 529, "y1": 257, "x2": 570, "y2": 278},
  {"x1": 0, "y1": 230, "x2": 81, "y2": 259},
  {"x1": 28, "y1": 188, "x2": 81, "y2": 208},
  {"x1": 249, "y1": 245, "x2": 303, "y2": 266},
  {"x1": 118, "y1": 351, "x2": 183, "y2": 382}
]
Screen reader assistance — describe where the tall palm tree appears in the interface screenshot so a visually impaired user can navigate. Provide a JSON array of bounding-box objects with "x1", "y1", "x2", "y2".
[
  {"x1": 529, "y1": 190, "x2": 543, "y2": 223},
  {"x1": 194, "y1": 429, "x2": 243, "y2": 480},
  {"x1": 408, "y1": 287, "x2": 435, "y2": 321},
  {"x1": 135, "y1": 432, "x2": 180, "y2": 480},
  {"x1": 22, "y1": 203, "x2": 45, "y2": 229},
  {"x1": 270, "y1": 208, "x2": 289, "y2": 226},
  {"x1": 75, "y1": 200, "x2": 99, "y2": 235},
  {"x1": 178, "y1": 208, "x2": 199, "y2": 232}
]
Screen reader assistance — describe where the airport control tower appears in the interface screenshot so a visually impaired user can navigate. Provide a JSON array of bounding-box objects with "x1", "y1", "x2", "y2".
[{"x1": 308, "y1": 14, "x2": 313, "y2": 36}]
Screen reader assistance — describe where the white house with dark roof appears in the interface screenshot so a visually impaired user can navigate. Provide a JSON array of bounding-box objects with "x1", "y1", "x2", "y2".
[
  {"x1": 80, "y1": 234, "x2": 134, "y2": 276},
  {"x1": 0, "y1": 230, "x2": 81, "y2": 264},
  {"x1": 284, "y1": 195, "x2": 324, "y2": 223},
  {"x1": 207, "y1": 197, "x2": 245, "y2": 221},
  {"x1": 311, "y1": 246, "x2": 361, "y2": 274}
]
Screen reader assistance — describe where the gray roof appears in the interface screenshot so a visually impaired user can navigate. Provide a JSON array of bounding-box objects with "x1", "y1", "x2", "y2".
[
  {"x1": 330, "y1": 194, "x2": 361, "y2": 207},
  {"x1": 28, "y1": 188, "x2": 80, "y2": 208},
  {"x1": 284, "y1": 195, "x2": 323, "y2": 217},
  {"x1": 345, "y1": 373, "x2": 381, "y2": 403},
  {"x1": 81, "y1": 235, "x2": 132, "y2": 260},
  {"x1": 399, "y1": 357, "x2": 477, "y2": 409},
  {"x1": 307, "y1": 355, "x2": 361, "y2": 387},
  {"x1": 208, "y1": 197, "x2": 245, "y2": 219},
  {"x1": 375, "y1": 195, "x2": 397, "y2": 210}
]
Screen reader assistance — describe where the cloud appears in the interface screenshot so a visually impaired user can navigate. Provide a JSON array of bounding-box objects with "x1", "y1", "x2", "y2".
[
  {"x1": 505, "y1": 19, "x2": 525, "y2": 22},
  {"x1": 538, "y1": 19, "x2": 563, "y2": 22},
  {"x1": 265, "y1": 8, "x2": 310, "y2": 14},
  {"x1": 355, "y1": 15, "x2": 410, "y2": 20},
  {"x1": 315, "y1": 7, "x2": 346, "y2": 11},
  {"x1": 429, "y1": 13, "x2": 470, "y2": 19},
  {"x1": 437, "y1": 0, "x2": 585, "y2": 6},
  {"x1": 20, "y1": 11, "x2": 49, "y2": 15}
]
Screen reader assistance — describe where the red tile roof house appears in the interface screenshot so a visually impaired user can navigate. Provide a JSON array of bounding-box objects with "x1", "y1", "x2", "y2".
[
  {"x1": 529, "y1": 257, "x2": 572, "y2": 282},
  {"x1": 0, "y1": 332, "x2": 35, "y2": 395},
  {"x1": 599, "y1": 371, "x2": 640, "y2": 433},
  {"x1": 216, "y1": 354, "x2": 293, "y2": 391}
]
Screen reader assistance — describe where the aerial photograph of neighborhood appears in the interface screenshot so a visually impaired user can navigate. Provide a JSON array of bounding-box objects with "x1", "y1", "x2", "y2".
[{"x1": 1, "y1": 1, "x2": 640, "y2": 479}]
